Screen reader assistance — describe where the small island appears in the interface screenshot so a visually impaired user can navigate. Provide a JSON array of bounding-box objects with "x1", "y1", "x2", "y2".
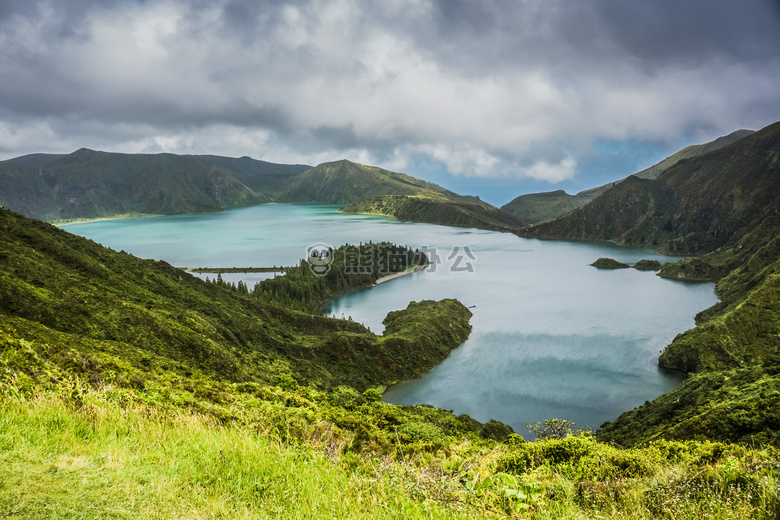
[
  {"x1": 590, "y1": 257, "x2": 630, "y2": 269},
  {"x1": 633, "y1": 259, "x2": 663, "y2": 271}
]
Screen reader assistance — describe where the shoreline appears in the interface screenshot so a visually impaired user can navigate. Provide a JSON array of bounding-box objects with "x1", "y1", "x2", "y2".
[
  {"x1": 52, "y1": 213, "x2": 160, "y2": 227},
  {"x1": 373, "y1": 265, "x2": 425, "y2": 285},
  {"x1": 181, "y1": 266, "x2": 289, "y2": 274},
  {"x1": 317, "y1": 264, "x2": 428, "y2": 317}
]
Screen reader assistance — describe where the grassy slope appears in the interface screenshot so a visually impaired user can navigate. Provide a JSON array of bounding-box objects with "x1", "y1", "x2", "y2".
[
  {"x1": 2, "y1": 390, "x2": 778, "y2": 519},
  {"x1": 632, "y1": 129, "x2": 754, "y2": 180},
  {"x1": 0, "y1": 207, "x2": 477, "y2": 391},
  {"x1": 0, "y1": 396, "x2": 484, "y2": 520},
  {"x1": 341, "y1": 194, "x2": 525, "y2": 232},
  {"x1": 599, "y1": 357, "x2": 780, "y2": 447}
]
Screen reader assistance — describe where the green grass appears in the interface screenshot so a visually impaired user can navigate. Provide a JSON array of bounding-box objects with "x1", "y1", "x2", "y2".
[
  {"x1": 2, "y1": 387, "x2": 779, "y2": 519},
  {"x1": 0, "y1": 394, "x2": 481, "y2": 519}
]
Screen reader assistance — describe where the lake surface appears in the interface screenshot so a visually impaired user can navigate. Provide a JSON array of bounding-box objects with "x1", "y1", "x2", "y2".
[{"x1": 66, "y1": 204, "x2": 718, "y2": 437}]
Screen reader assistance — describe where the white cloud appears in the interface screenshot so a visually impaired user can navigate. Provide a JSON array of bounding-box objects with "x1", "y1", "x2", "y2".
[
  {"x1": 520, "y1": 156, "x2": 577, "y2": 183},
  {"x1": 0, "y1": 120, "x2": 58, "y2": 153},
  {"x1": 422, "y1": 143, "x2": 500, "y2": 177}
]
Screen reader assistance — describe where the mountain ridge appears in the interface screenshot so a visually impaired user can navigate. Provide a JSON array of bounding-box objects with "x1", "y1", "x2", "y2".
[
  {"x1": 0, "y1": 152, "x2": 505, "y2": 229},
  {"x1": 501, "y1": 128, "x2": 756, "y2": 225},
  {"x1": 276, "y1": 159, "x2": 486, "y2": 206},
  {"x1": 0, "y1": 148, "x2": 308, "y2": 221},
  {"x1": 519, "y1": 121, "x2": 779, "y2": 255}
]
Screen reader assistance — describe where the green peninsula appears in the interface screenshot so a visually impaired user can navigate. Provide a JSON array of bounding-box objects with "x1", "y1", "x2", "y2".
[{"x1": 342, "y1": 194, "x2": 524, "y2": 231}]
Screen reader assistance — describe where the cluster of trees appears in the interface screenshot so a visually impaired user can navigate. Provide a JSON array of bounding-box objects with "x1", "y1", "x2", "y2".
[
  {"x1": 250, "y1": 242, "x2": 427, "y2": 310},
  {"x1": 206, "y1": 274, "x2": 251, "y2": 294}
]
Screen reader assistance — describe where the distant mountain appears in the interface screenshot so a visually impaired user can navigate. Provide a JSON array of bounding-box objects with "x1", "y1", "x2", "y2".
[
  {"x1": 342, "y1": 194, "x2": 525, "y2": 232},
  {"x1": 501, "y1": 129, "x2": 755, "y2": 225},
  {"x1": 0, "y1": 152, "x2": 67, "y2": 169},
  {"x1": 276, "y1": 159, "x2": 485, "y2": 205},
  {"x1": 520, "y1": 122, "x2": 779, "y2": 255},
  {"x1": 632, "y1": 129, "x2": 755, "y2": 181},
  {"x1": 0, "y1": 152, "x2": 500, "y2": 225},
  {"x1": 0, "y1": 149, "x2": 311, "y2": 221},
  {"x1": 192, "y1": 154, "x2": 312, "y2": 196},
  {"x1": 500, "y1": 190, "x2": 586, "y2": 226}
]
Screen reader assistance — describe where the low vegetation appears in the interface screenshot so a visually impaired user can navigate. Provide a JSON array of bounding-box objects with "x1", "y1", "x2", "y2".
[
  {"x1": 1, "y1": 381, "x2": 778, "y2": 519},
  {"x1": 2, "y1": 205, "x2": 779, "y2": 518}
]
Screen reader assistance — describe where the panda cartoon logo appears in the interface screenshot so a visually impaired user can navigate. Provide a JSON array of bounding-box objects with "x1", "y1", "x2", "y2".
[{"x1": 306, "y1": 243, "x2": 334, "y2": 276}]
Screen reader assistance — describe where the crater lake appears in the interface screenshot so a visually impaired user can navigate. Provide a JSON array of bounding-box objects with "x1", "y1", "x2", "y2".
[{"x1": 65, "y1": 204, "x2": 717, "y2": 437}]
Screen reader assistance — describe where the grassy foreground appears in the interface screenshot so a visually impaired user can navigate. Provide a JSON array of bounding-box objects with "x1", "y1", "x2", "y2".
[
  {"x1": 0, "y1": 393, "x2": 475, "y2": 519},
  {"x1": 2, "y1": 382, "x2": 779, "y2": 519}
]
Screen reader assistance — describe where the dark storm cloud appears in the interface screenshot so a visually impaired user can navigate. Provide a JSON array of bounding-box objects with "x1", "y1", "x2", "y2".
[
  {"x1": 593, "y1": 0, "x2": 780, "y2": 66},
  {"x1": 1, "y1": 0, "x2": 778, "y2": 181},
  {"x1": 417, "y1": 0, "x2": 780, "y2": 75}
]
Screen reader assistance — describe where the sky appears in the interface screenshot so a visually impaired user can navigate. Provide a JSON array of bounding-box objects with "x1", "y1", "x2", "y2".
[{"x1": 1, "y1": 0, "x2": 779, "y2": 205}]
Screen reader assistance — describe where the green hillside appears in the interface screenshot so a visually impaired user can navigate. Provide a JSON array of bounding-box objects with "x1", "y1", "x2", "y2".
[
  {"x1": 502, "y1": 129, "x2": 754, "y2": 225},
  {"x1": 0, "y1": 149, "x2": 311, "y2": 221},
  {"x1": 342, "y1": 194, "x2": 525, "y2": 231},
  {"x1": 0, "y1": 207, "x2": 483, "y2": 392},
  {"x1": 276, "y1": 159, "x2": 485, "y2": 205},
  {"x1": 521, "y1": 122, "x2": 780, "y2": 255},
  {"x1": 599, "y1": 355, "x2": 780, "y2": 447},
  {"x1": 2, "y1": 206, "x2": 780, "y2": 517},
  {"x1": 654, "y1": 217, "x2": 780, "y2": 373},
  {"x1": 2, "y1": 129, "x2": 780, "y2": 517},
  {"x1": 632, "y1": 129, "x2": 754, "y2": 180}
]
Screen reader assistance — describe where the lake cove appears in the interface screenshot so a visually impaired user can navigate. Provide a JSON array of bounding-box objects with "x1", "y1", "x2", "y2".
[{"x1": 67, "y1": 204, "x2": 717, "y2": 438}]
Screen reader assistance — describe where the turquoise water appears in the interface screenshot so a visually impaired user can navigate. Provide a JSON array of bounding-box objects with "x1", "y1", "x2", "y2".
[{"x1": 66, "y1": 204, "x2": 717, "y2": 437}]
